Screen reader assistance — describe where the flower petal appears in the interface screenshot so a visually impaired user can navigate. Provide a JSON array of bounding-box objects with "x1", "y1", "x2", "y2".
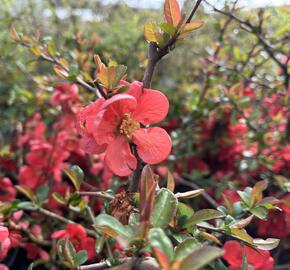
[
  {"x1": 126, "y1": 81, "x2": 143, "y2": 100},
  {"x1": 94, "y1": 94, "x2": 137, "y2": 145},
  {"x1": 51, "y1": 230, "x2": 67, "y2": 239},
  {"x1": 131, "y1": 86, "x2": 169, "y2": 125},
  {"x1": 133, "y1": 127, "x2": 172, "y2": 164},
  {"x1": 76, "y1": 98, "x2": 105, "y2": 135},
  {"x1": 105, "y1": 136, "x2": 137, "y2": 176},
  {"x1": 80, "y1": 134, "x2": 106, "y2": 154},
  {"x1": 101, "y1": 94, "x2": 136, "y2": 118},
  {"x1": 93, "y1": 109, "x2": 118, "y2": 145}
]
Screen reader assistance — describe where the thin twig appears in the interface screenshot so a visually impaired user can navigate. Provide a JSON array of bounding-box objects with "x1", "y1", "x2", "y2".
[
  {"x1": 176, "y1": 175, "x2": 219, "y2": 209},
  {"x1": 77, "y1": 261, "x2": 109, "y2": 270},
  {"x1": 204, "y1": 0, "x2": 289, "y2": 89},
  {"x1": 20, "y1": 206, "x2": 97, "y2": 237},
  {"x1": 8, "y1": 223, "x2": 51, "y2": 247},
  {"x1": 78, "y1": 191, "x2": 114, "y2": 200}
]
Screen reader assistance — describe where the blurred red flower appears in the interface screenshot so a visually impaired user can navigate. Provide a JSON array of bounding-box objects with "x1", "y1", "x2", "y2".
[
  {"x1": 223, "y1": 240, "x2": 274, "y2": 270},
  {"x1": 0, "y1": 226, "x2": 11, "y2": 261},
  {"x1": 0, "y1": 177, "x2": 16, "y2": 202}
]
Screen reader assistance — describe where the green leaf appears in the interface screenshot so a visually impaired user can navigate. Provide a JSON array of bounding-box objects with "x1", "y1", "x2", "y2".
[
  {"x1": 47, "y1": 41, "x2": 57, "y2": 57},
  {"x1": 27, "y1": 262, "x2": 34, "y2": 270},
  {"x1": 177, "y1": 202, "x2": 194, "y2": 228},
  {"x1": 58, "y1": 239, "x2": 76, "y2": 269},
  {"x1": 98, "y1": 65, "x2": 127, "y2": 90},
  {"x1": 36, "y1": 184, "x2": 49, "y2": 204},
  {"x1": 112, "y1": 65, "x2": 127, "y2": 89},
  {"x1": 174, "y1": 238, "x2": 202, "y2": 261},
  {"x1": 173, "y1": 245, "x2": 222, "y2": 270},
  {"x1": 52, "y1": 192, "x2": 67, "y2": 205},
  {"x1": 151, "y1": 188, "x2": 178, "y2": 228},
  {"x1": 73, "y1": 250, "x2": 88, "y2": 266},
  {"x1": 175, "y1": 189, "x2": 203, "y2": 199},
  {"x1": 229, "y1": 228, "x2": 253, "y2": 245},
  {"x1": 253, "y1": 238, "x2": 280, "y2": 250},
  {"x1": 68, "y1": 64, "x2": 79, "y2": 81},
  {"x1": 237, "y1": 187, "x2": 252, "y2": 206},
  {"x1": 95, "y1": 214, "x2": 132, "y2": 238},
  {"x1": 185, "y1": 209, "x2": 224, "y2": 227},
  {"x1": 15, "y1": 185, "x2": 37, "y2": 203},
  {"x1": 250, "y1": 205, "x2": 268, "y2": 219},
  {"x1": 144, "y1": 21, "x2": 160, "y2": 42},
  {"x1": 64, "y1": 165, "x2": 84, "y2": 191},
  {"x1": 95, "y1": 234, "x2": 105, "y2": 254},
  {"x1": 160, "y1": 22, "x2": 176, "y2": 36},
  {"x1": 148, "y1": 228, "x2": 174, "y2": 268}
]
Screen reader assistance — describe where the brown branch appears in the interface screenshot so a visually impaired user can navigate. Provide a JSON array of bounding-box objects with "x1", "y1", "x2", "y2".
[
  {"x1": 38, "y1": 53, "x2": 107, "y2": 98},
  {"x1": 8, "y1": 223, "x2": 51, "y2": 247},
  {"x1": 78, "y1": 261, "x2": 108, "y2": 270},
  {"x1": 204, "y1": 0, "x2": 289, "y2": 90},
  {"x1": 20, "y1": 205, "x2": 97, "y2": 238},
  {"x1": 198, "y1": 0, "x2": 238, "y2": 106},
  {"x1": 78, "y1": 191, "x2": 114, "y2": 200},
  {"x1": 176, "y1": 175, "x2": 219, "y2": 209},
  {"x1": 128, "y1": 0, "x2": 204, "y2": 193},
  {"x1": 19, "y1": 41, "x2": 107, "y2": 98},
  {"x1": 78, "y1": 257, "x2": 159, "y2": 270}
]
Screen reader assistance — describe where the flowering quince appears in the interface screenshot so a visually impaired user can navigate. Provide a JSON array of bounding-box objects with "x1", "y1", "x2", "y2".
[
  {"x1": 52, "y1": 224, "x2": 96, "y2": 260},
  {"x1": 257, "y1": 194, "x2": 290, "y2": 238},
  {"x1": 76, "y1": 81, "x2": 172, "y2": 176},
  {"x1": 0, "y1": 264, "x2": 8, "y2": 270},
  {"x1": 18, "y1": 113, "x2": 46, "y2": 146},
  {"x1": 0, "y1": 177, "x2": 16, "y2": 202},
  {"x1": 223, "y1": 241, "x2": 274, "y2": 270},
  {"x1": 0, "y1": 226, "x2": 11, "y2": 261},
  {"x1": 51, "y1": 83, "x2": 79, "y2": 109}
]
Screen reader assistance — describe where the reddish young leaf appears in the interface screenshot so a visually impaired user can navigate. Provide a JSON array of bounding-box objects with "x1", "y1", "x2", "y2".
[
  {"x1": 250, "y1": 180, "x2": 268, "y2": 207},
  {"x1": 164, "y1": 0, "x2": 182, "y2": 27},
  {"x1": 181, "y1": 20, "x2": 204, "y2": 33},
  {"x1": 167, "y1": 170, "x2": 175, "y2": 192},
  {"x1": 153, "y1": 247, "x2": 171, "y2": 270},
  {"x1": 140, "y1": 165, "x2": 156, "y2": 222},
  {"x1": 94, "y1": 54, "x2": 106, "y2": 73}
]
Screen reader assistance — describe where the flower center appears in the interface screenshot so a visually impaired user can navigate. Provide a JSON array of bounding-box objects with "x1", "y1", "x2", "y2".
[{"x1": 119, "y1": 113, "x2": 140, "y2": 140}]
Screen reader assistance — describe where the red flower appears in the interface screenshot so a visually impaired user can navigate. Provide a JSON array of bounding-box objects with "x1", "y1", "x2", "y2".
[
  {"x1": 0, "y1": 226, "x2": 11, "y2": 261},
  {"x1": 23, "y1": 242, "x2": 49, "y2": 261},
  {"x1": 52, "y1": 224, "x2": 96, "y2": 260},
  {"x1": 51, "y1": 83, "x2": 79, "y2": 108},
  {"x1": 223, "y1": 241, "x2": 274, "y2": 270},
  {"x1": 0, "y1": 177, "x2": 16, "y2": 202},
  {"x1": 77, "y1": 81, "x2": 172, "y2": 176},
  {"x1": 0, "y1": 264, "x2": 9, "y2": 270}
]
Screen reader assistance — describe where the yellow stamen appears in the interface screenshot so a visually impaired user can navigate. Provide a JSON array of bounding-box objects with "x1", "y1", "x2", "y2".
[{"x1": 119, "y1": 113, "x2": 140, "y2": 140}]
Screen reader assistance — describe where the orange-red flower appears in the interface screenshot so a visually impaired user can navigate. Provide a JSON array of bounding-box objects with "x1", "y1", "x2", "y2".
[
  {"x1": 223, "y1": 241, "x2": 274, "y2": 270},
  {"x1": 0, "y1": 226, "x2": 11, "y2": 261},
  {"x1": 52, "y1": 224, "x2": 96, "y2": 260},
  {"x1": 77, "y1": 81, "x2": 172, "y2": 176}
]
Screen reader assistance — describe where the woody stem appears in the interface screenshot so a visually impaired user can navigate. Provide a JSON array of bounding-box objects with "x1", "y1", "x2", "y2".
[{"x1": 128, "y1": 0, "x2": 204, "y2": 193}]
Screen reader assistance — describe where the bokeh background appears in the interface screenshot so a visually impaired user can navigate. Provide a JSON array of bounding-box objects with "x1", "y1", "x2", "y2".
[{"x1": 0, "y1": 0, "x2": 289, "y2": 269}]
